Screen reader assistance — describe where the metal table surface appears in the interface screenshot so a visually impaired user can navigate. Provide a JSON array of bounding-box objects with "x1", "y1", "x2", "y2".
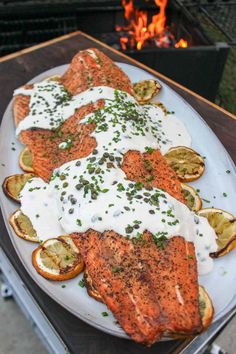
[{"x1": 0, "y1": 31, "x2": 236, "y2": 354}]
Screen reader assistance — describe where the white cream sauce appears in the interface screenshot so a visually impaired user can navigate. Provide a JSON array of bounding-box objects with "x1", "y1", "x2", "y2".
[
  {"x1": 16, "y1": 82, "x2": 217, "y2": 275},
  {"x1": 14, "y1": 83, "x2": 190, "y2": 154},
  {"x1": 19, "y1": 177, "x2": 64, "y2": 239}
]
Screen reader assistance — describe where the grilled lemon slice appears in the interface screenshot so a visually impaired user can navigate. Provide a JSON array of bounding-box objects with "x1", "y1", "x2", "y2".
[
  {"x1": 2, "y1": 173, "x2": 34, "y2": 202},
  {"x1": 181, "y1": 183, "x2": 202, "y2": 212},
  {"x1": 133, "y1": 79, "x2": 161, "y2": 104},
  {"x1": 47, "y1": 75, "x2": 61, "y2": 82},
  {"x1": 164, "y1": 146, "x2": 205, "y2": 182},
  {"x1": 32, "y1": 236, "x2": 84, "y2": 281},
  {"x1": 198, "y1": 208, "x2": 236, "y2": 258},
  {"x1": 9, "y1": 209, "x2": 38, "y2": 242},
  {"x1": 19, "y1": 147, "x2": 34, "y2": 173},
  {"x1": 199, "y1": 285, "x2": 214, "y2": 330},
  {"x1": 84, "y1": 268, "x2": 103, "y2": 302}
]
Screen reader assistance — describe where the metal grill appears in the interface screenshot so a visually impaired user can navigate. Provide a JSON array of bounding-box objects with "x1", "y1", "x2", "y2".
[
  {"x1": 200, "y1": 2, "x2": 236, "y2": 45},
  {"x1": 181, "y1": 0, "x2": 236, "y2": 45},
  {"x1": 0, "y1": 0, "x2": 123, "y2": 56},
  {"x1": 0, "y1": 15, "x2": 78, "y2": 55}
]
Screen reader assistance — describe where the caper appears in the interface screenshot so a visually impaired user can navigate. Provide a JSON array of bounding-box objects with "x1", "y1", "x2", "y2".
[
  {"x1": 71, "y1": 198, "x2": 77, "y2": 205},
  {"x1": 88, "y1": 167, "x2": 95, "y2": 174},
  {"x1": 98, "y1": 158, "x2": 105, "y2": 165},
  {"x1": 125, "y1": 226, "x2": 133, "y2": 234},
  {"x1": 107, "y1": 162, "x2": 114, "y2": 169},
  {"x1": 124, "y1": 206, "x2": 130, "y2": 211}
]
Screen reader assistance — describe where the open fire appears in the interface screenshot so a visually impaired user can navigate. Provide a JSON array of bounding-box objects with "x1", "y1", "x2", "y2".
[{"x1": 116, "y1": 0, "x2": 188, "y2": 50}]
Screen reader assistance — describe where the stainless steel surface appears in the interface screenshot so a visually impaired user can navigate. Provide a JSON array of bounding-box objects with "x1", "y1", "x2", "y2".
[
  {"x1": 0, "y1": 247, "x2": 69, "y2": 354},
  {"x1": 1, "y1": 244, "x2": 236, "y2": 353},
  {"x1": 180, "y1": 307, "x2": 236, "y2": 354}
]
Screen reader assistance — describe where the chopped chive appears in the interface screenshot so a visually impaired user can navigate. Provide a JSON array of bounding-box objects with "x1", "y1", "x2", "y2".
[
  {"x1": 78, "y1": 279, "x2": 85, "y2": 288},
  {"x1": 101, "y1": 312, "x2": 108, "y2": 317}
]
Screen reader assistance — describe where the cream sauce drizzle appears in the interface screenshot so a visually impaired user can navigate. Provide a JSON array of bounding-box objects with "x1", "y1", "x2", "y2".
[
  {"x1": 16, "y1": 82, "x2": 217, "y2": 275},
  {"x1": 14, "y1": 83, "x2": 190, "y2": 154}
]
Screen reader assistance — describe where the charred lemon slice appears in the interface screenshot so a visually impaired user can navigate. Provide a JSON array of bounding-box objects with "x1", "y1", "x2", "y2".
[
  {"x1": 181, "y1": 183, "x2": 202, "y2": 212},
  {"x1": 19, "y1": 147, "x2": 34, "y2": 173},
  {"x1": 47, "y1": 75, "x2": 61, "y2": 82},
  {"x1": 198, "y1": 208, "x2": 236, "y2": 258},
  {"x1": 9, "y1": 209, "x2": 38, "y2": 242},
  {"x1": 84, "y1": 268, "x2": 103, "y2": 302},
  {"x1": 32, "y1": 236, "x2": 84, "y2": 281},
  {"x1": 164, "y1": 146, "x2": 205, "y2": 182},
  {"x1": 199, "y1": 285, "x2": 214, "y2": 330},
  {"x1": 2, "y1": 173, "x2": 34, "y2": 203},
  {"x1": 133, "y1": 79, "x2": 161, "y2": 104}
]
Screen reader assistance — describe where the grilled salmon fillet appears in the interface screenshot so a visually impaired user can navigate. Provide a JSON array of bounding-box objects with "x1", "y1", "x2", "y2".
[
  {"x1": 73, "y1": 231, "x2": 202, "y2": 345},
  {"x1": 20, "y1": 101, "x2": 102, "y2": 180},
  {"x1": 122, "y1": 150, "x2": 186, "y2": 203},
  {"x1": 13, "y1": 48, "x2": 185, "y2": 202},
  {"x1": 13, "y1": 48, "x2": 133, "y2": 178},
  {"x1": 61, "y1": 48, "x2": 134, "y2": 96},
  {"x1": 13, "y1": 48, "x2": 133, "y2": 126}
]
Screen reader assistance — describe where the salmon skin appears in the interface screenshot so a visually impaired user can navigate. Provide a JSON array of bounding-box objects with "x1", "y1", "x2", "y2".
[{"x1": 73, "y1": 231, "x2": 202, "y2": 345}]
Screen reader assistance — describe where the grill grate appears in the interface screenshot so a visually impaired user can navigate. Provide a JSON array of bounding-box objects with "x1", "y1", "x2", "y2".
[
  {"x1": 200, "y1": 2, "x2": 236, "y2": 44},
  {"x1": 0, "y1": 0, "x2": 123, "y2": 56},
  {"x1": 181, "y1": 0, "x2": 236, "y2": 45},
  {"x1": 0, "y1": 15, "x2": 77, "y2": 55}
]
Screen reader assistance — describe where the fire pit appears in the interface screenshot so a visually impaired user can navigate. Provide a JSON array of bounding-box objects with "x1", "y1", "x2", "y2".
[
  {"x1": 114, "y1": 0, "x2": 188, "y2": 50},
  {"x1": 96, "y1": 0, "x2": 230, "y2": 101},
  {"x1": 0, "y1": 0, "x2": 230, "y2": 100}
]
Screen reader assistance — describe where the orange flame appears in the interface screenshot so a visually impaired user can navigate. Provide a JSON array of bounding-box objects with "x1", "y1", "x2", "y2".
[
  {"x1": 148, "y1": 0, "x2": 167, "y2": 36},
  {"x1": 122, "y1": 0, "x2": 134, "y2": 22},
  {"x1": 117, "y1": 0, "x2": 188, "y2": 50},
  {"x1": 120, "y1": 36, "x2": 129, "y2": 50},
  {"x1": 175, "y1": 38, "x2": 188, "y2": 48}
]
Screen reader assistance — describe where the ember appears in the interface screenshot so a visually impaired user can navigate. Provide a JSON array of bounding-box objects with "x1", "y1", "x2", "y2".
[{"x1": 116, "y1": 0, "x2": 188, "y2": 50}]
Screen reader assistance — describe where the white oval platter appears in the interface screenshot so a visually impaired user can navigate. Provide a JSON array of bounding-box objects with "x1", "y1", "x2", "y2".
[{"x1": 0, "y1": 62, "x2": 236, "y2": 339}]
